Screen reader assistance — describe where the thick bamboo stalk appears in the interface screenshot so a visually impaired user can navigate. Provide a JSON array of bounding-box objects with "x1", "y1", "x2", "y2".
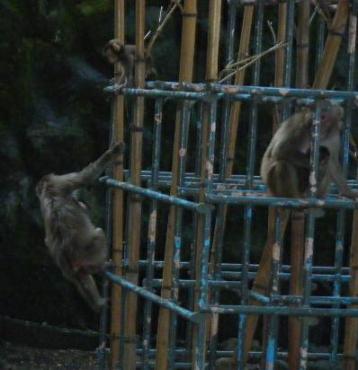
[
  {"x1": 122, "y1": 1, "x2": 146, "y2": 370},
  {"x1": 155, "y1": 1, "x2": 197, "y2": 369},
  {"x1": 110, "y1": 1, "x2": 125, "y2": 369},
  {"x1": 313, "y1": 0, "x2": 349, "y2": 89},
  {"x1": 289, "y1": 2, "x2": 310, "y2": 369},
  {"x1": 225, "y1": 5, "x2": 254, "y2": 178}
]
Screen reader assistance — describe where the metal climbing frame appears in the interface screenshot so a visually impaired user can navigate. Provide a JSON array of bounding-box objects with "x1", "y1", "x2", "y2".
[{"x1": 98, "y1": 1, "x2": 358, "y2": 369}]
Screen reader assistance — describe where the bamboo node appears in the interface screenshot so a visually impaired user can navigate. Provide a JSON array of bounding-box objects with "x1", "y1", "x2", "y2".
[
  {"x1": 129, "y1": 124, "x2": 144, "y2": 132},
  {"x1": 182, "y1": 12, "x2": 197, "y2": 17},
  {"x1": 327, "y1": 29, "x2": 345, "y2": 37}
]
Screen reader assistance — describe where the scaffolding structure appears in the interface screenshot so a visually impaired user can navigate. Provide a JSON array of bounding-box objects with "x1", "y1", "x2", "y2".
[{"x1": 98, "y1": 1, "x2": 358, "y2": 369}]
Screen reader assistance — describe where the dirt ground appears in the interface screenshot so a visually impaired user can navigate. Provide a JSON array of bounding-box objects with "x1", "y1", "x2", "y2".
[{"x1": 0, "y1": 341, "x2": 98, "y2": 370}]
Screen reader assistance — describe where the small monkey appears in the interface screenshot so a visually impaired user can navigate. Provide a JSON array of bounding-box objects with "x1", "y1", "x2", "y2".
[
  {"x1": 103, "y1": 39, "x2": 155, "y2": 87},
  {"x1": 261, "y1": 101, "x2": 358, "y2": 200},
  {"x1": 36, "y1": 142, "x2": 124, "y2": 312}
]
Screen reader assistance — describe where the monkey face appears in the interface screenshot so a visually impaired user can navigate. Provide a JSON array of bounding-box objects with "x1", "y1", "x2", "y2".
[
  {"x1": 104, "y1": 49, "x2": 119, "y2": 64},
  {"x1": 321, "y1": 104, "x2": 343, "y2": 132},
  {"x1": 36, "y1": 175, "x2": 51, "y2": 197}
]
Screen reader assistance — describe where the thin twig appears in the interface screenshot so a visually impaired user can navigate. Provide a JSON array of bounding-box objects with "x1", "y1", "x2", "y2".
[
  {"x1": 146, "y1": 1, "x2": 181, "y2": 54},
  {"x1": 219, "y1": 42, "x2": 287, "y2": 83},
  {"x1": 267, "y1": 20, "x2": 277, "y2": 44}
]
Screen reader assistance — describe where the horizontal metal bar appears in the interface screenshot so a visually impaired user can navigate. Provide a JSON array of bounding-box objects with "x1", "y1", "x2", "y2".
[
  {"x1": 137, "y1": 260, "x2": 351, "y2": 275},
  {"x1": 206, "y1": 304, "x2": 358, "y2": 317},
  {"x1": 122, "y1": 170, "x2": 358, "y2": 194},
  {"x1": 133, "y1": 347, "x2": 344, "y2": 361},
  {"x1": 105, "y1": 272, "x2": 201, "y2": 324},
  {"x1": 206, "y1": 193, "x2": 358, "y2": 210},
  {"x1": 143, "y1": 279, "x2": 358, "y2": 305},
  {"x1": 104, "y1": 84, "x2": 338, "y2": 106},
  {"x1": 147, "y1": 81, "x2": 358, "y2": 100},
  {"x1": 100, "y1": 177, "x2": 210, "y2": 214},
  {"x1": 104, "y1": 85, "x2": 207, "y2": 100}
]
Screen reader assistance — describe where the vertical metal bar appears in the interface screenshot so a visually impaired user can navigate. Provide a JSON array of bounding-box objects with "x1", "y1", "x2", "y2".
[
  {"x1": 315, "y1": 17, "x2": 325, "y2": 72},
  {"x1": 282, "y1": 0, "x2": 295, "y2": 120},
  {"x1": 208, "y1": 2, "x2": 237, "y2": 368},
  {"x1": 330, "y1": 78, "x2": 352, "y2": 361},
  {"x1": 195, "y1": 99, "x2": 217, "y2": 369},
  {"x1": 97, "y1": 105, "x2": 116, "y2": 370},
  {"x1": 142, "y1": 98, "x2": 163, "y2": 370},
  {"x1": 169, "y1": 101, "x2": 192, "y2": 370},
  {"x1": 237, "y1": 3, "x2": 263, "y2": 369},
  {"x1": 299, "y1": 105, "x2": 322, "y2": 370},
  {"x1": 331, "y1": 2, "x2": 357, "y2": 366},
  {"x1": 290, "y1": 2, "x2": 309, "y2": 369},
  {"x1": 193, "y1": 0, "x2": 221, "y2": 367},
  {"x1": 186, "y1": 102, "x2": 204, "y2": 357},
  {"x1": 264, "y1": 213, "x2": 282, "y2": 370},
  {"x1": 109, "y1": 1, "x2": 125, "y2": 368},
  {"x1": 343, "y1": 4, "x2": 358, "y2": 368}
]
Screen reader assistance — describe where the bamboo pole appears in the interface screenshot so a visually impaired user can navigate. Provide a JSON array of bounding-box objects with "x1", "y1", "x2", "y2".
[
  {"x1": 122, "y1": 1, "x2": 146, "y2": 369},
  {"x1": 155, "y1": 1, "x2": 197, "y2": 369},
  {"x1": 313, "y1": 0, "x2": 349, "y2": 89},
  {"x1": 109, "y1": 1, "x2": 125, "y2": 369},
  {"x1": 343, "y1": 3, "x2": 358, "y2": 369},
  {"x1": 288, "y1": 2, "x2": 310, "y2": 369}
]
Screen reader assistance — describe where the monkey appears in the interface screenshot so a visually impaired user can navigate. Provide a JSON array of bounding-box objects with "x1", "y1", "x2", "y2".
[
  {"x1": 103, "y1": 39, "x2": 155, "y2": 87},
  {"x1": 36, "y1": 142, "x2": 124, "y2": 312},
  {"x1": 260, "y1": 101, "x2": 358, "y2": 200}
]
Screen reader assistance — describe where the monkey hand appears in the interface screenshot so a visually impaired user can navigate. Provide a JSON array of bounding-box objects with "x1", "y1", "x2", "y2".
[
  {"x1": 104, "y1": 260, "x2": 116, "y2": 272},
  {"x1": 93, "y1": 297, "x2": 107, "y2": 313},
  {"x1": 109, "y1": 142, "x2": 125, "y2": 155}
]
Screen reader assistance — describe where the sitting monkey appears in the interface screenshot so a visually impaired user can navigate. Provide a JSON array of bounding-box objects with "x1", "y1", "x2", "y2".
[
  {"x1": 261, "y1": 101, "x2": 358, "y2": 200},
  {"x1": 103, "y1": 39, "x2": 155, "y2": 87},
  {"x1": 36, "y1": 142, "x2": 124, "y2": 312}
]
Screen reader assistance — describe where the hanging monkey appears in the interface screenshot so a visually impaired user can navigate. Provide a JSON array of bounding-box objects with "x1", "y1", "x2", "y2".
[{"x1": 36, "y1": 142, "x2": 124, "y2": 312}]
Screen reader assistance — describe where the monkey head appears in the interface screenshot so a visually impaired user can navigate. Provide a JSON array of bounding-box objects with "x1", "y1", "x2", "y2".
[
  {"x1": 36, "y1": 174, "x2": 52, "y2": 197},
  {"x1": 320, "y1": 101, "x2": 344, "y2": 133},
  {"x1": 103, "y1": 39, "x2": 124, "y2": 64}
]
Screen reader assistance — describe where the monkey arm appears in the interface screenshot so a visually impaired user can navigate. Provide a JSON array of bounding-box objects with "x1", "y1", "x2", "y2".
[
  {"x1": 328, "y1": 160, "x2": 358, "y2": 199},
  {"x1": 52, "y1": 142, "x2": 124, "y2": 193}
]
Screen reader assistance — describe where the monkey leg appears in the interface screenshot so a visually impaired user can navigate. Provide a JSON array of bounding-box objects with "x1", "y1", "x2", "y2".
[
  {"x1": 267, "y1": 161, "x2": 302, "y2": 197},
  {"x1": 86, "y1": 228, "x2": 107, "y2": 272}
]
